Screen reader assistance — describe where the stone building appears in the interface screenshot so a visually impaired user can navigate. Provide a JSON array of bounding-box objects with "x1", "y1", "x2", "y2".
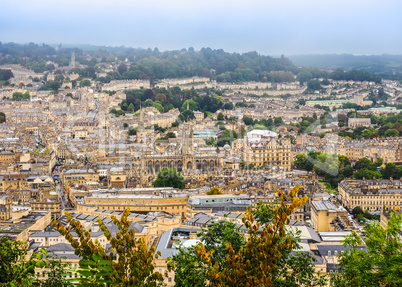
[
  {"x1": 243, "y1": 130, "x2": 292, "y2": 171},
  {"x1": 338, "y1": 179, "x2": 402, "y2": 213}
]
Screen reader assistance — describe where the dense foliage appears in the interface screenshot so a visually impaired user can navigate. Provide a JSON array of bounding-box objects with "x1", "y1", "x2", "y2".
[
  {"x1": 290, "y1": 54, "x2": 402, "y2": 80},
  {"x1": 332, "y1": 212, "x2": 402, "y2": 286},
  {"x1": 338, "y1": 113, "x2": 402, "y2": 139},
  {"x1": 168, "y1": 186, "x2": 327, "y2": 287},
  {"x1": 11, "y1": 91, "x2": 30, "y2": 101},
  {"x1": 52, "y1": 208, "x2": 164, "y2": 286},
  {"x1": 152, "y1": 168, "x2": 186, "y2": 189},
  {"x1": 294, "y1": 152, "x2": 353, "y2": 188}
]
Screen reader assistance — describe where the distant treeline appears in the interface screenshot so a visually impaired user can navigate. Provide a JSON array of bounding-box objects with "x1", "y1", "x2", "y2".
[
  {"x1": 0, "y1": 42, "x2": 382, "y2": 83},
  {"x1": 289, "y1": 54, "x2": 402, "y2": 80}
]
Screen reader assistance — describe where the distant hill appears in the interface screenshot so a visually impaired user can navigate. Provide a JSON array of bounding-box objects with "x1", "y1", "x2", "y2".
[{"x1": 288, "y1": 54, "x2": 402, "y2": 80}]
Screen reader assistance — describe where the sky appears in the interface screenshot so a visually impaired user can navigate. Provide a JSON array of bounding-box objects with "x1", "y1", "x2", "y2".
[{"x1": 1, "y1": 0, "x2": 402, "y2": 56}]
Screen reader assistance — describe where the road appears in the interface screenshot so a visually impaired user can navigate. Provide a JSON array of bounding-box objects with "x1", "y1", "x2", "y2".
[{"x1": 52, "y1": 164, "x2": 72, "y2": 215}]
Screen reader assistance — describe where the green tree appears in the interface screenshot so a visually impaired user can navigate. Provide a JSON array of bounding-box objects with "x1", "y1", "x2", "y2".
[
  {"x1": 153, "y1": 102, "x2": 164, "y2": 113},
  {"x1": 242, "y1": 116, "x2": 254, "y2": 126},
  {"x1": 143, "y1": 99, "x2": 154, "y2": 107},
  {"x1": 353, "y1": 169, "x2": 382, "y2": 180},
  {"x1": 11, "y1": 91, "x2": 30, "y2": 101},
  {"x1": 274, "y1": 117, "x2": 284, "y2": 126},
  {"x1": 307, "y1": 79, "x2": 322, "y2": 91},
  {"x1": 181, "y1": 99, "x2": 198, "y2": 112},
  {"x1": 205, "y1": 137, "x2": 217, "y2": 146},
  {"x1": 354, "y1": 157, "x2": 376, "y2": 171},
  {"x1": 294, "y1": 153, "x2": 314, "y2": 171},
  {"x1": 384, "y1": 128, "x2": 399, "y2": 137},
  {"x1": 0, "y1": 112, "x2": 5, "y2": 123},
  {"x1": 79, "y1": 79, "x2": 91, "y2": 87},
  {"x1": 380, "y1": 162, "x2": 400, "y2": 179},
  {"x1": 251, "y1": 200, "x2": 277, "y2": 228},
  {"x1": 152, "y1": 168, "x2": 185, "y2": 189},
  {"x1": 179, "y1": 110, "x2": 195, "y2": 122},
  {"x1": 217, "y1": 113, "x2": 224, "y2": 121},
  {"x1": 351, "y1": 206, "x2": 364, "y2": 218},
  {"x1": 35, "y1": 250, "x2": 72, "y2": 287},
  {"x1": 165, "y1": 132, "x2": 176, "y2": 138},
  {"x1": 127, "y1": 103, "x2": 135, "y2": 112},
  {"x1": 333, "y1": 212, "x2": 402, "y2": 286},
  {"x1": 128, "y1": 127, "x2": 137, "y2": 136},
  {"x1": 167, "y1": 244, "x2": 209, "y2": 287},
  {"x1": 0, "y1": 237, "x2": 36, "y2": 286}
]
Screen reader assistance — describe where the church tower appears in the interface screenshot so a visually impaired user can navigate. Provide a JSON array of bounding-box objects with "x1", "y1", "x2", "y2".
[{"x1": 70, "y1": 51, "x2": 76, "y2": 69}]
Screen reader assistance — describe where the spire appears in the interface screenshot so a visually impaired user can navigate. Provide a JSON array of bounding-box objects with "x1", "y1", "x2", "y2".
[{"x1": 139, "y1": 105, "x2": 144, "y2": 127}]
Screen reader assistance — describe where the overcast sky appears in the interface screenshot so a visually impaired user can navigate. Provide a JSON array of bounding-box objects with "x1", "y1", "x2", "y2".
[{"x1": 1, "y1": 0, "x2": 401, "y2": 56}]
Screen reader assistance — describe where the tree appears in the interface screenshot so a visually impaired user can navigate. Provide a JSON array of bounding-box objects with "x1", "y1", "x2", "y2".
[
  {"x1": 167, "y1": 245, "x2": 209, "y2": 287},
  {"x1": 155, "y1": 93, "x2": 167, "y2": 103},
  {"x1": 143, "y1": 99, "x2": 154, "y2": 107},
  {"x1": 12, "y1": 91, "x2": 30, "y2": 101},
  {"x1": 0, "y1": 112, "x2": 5, "y2": 123},
  {"x1": 117, "y1": 63, "x2": 128, "y2": 75},
  {"x1": 205, "y1": 137, "x2": 217, "y2": 146},
  {"x1": 243, "y1": 116, "x2": 254, "y2": 126},
  {"x1": 384, "y1": 128, "x2": 399, "y2": 137},
  {"x1": 351, "y1": 206, "x2": 364, "y2": 218},
  {"x1": 251, "y1": 200, "x2": 278, "y2": 228},
  {"x1": 196, "y1": 186, "x2": 319, "y2": 286},
  {"x1": 224, "y1": 102, "x2": 233, "y2": 110},
  {"x1": 0, "y1": 68, "x2": 13, "y2": 81},
  {"x1": 79, "y1": 79, "x2": 91, "y2": 87},
  {"x1": 52, "y1": 208, "x2": 164, "y2": 286},
  {"x1": 353, "y1": 169, "x2": 382, "y2": 180},
  {"x1": 354, "y1": 157, "x2": 375, "y2": 171},
  {"x1": 123, "y1": 123, "x2": 129, "y2": 128},
  {"x1": 307, "y1": 79, "x2": 322, "y2": 91},
  {"x1": 294, "y1": 153, "x2": 313, "y2": 171},
  {"x1": 206, "y1": 187, "x2": 222, "y2": 195},
  {"x1": 332, "y1": 212, "x2": 402, "y2": 286},
  {"x1": 181, "y1": 99, "x2": 198, "y2": 112},
  {"x1": 0, "y1": 237, "x2": 36, "y2": 286},
  {"x1": 153, "y1": 102, "x2": 164, "y2": 113},
  {"x1": 217, "y1": 113, "x2": 224, "y2": 121},
  {"x1": 165, "y1": 132, "x2": 176, "y2": 138},
  {"x1": 168, "y1": 220, "x2": 246, "y2": 287},
  {"x1": 152, "y1": 168, "x2": 185, "y2": 189},
  {"x1": 380, "y1": 162, "x2": 400, "y2": 179},
  {"x1": 179, "y1": 110, "x2": 195, "y2": 122},
  {"x1": 35, "y1": 250, "x2": 72, "y2": 287},
  {"x1": 127, "y1": 103, "x2": 135, "y2": 112},
  {"x1": 128, "y1": 127, "x2": 137, "y2": 136},
  {"x1": 274, "y1": 117, "x2": 284, "y2": 126}
]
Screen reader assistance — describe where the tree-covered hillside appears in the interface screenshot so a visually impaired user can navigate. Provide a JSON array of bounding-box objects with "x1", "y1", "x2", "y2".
[
  {"x1": 0, "y1": 42, "x2": 382, "y2": 84},
  {"x1": 289, "y1": 54, "x2": 402, "y2": 80}
]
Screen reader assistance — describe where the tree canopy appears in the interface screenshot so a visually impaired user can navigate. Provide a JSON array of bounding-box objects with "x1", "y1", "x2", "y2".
[
  {"x1": 152, "y1": 168, "x2": 186, "y2": 189},
  {"x1": 332, "y1": 212, "x2": 402, "y2": 286}
]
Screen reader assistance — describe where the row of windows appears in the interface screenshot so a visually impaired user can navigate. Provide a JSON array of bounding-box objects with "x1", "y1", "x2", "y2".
[{"x1": 100, "y1": 205, "x2": 185, "y2": 211}]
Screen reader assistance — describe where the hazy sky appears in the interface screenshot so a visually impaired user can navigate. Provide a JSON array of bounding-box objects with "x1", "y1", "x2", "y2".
[{"x1": 1, "y1": 0, "x2": 402, "y2": 55}]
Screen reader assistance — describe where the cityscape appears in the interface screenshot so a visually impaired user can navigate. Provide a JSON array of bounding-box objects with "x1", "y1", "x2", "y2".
[{"x1": 1, "y1": 1, "x2": 402, "y2": 287}]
